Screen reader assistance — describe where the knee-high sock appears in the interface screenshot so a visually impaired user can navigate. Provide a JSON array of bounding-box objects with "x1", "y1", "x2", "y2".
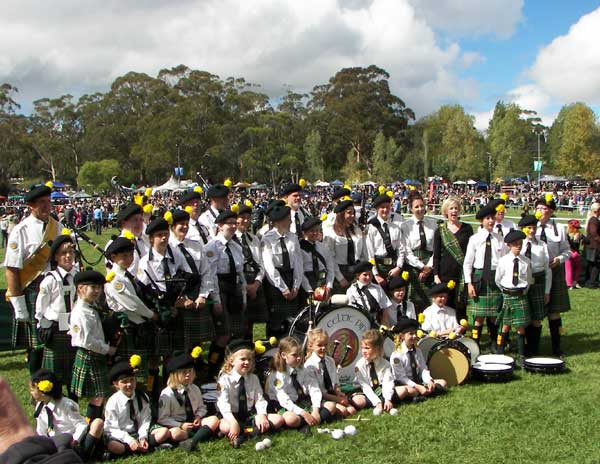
[{"x1": 548, "y1": 318, "x2": 562, "y2": 354}]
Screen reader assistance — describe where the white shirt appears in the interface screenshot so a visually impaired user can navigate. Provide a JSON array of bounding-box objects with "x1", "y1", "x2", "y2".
[
  {"x1": 234, "y1": 230, "x2": 265, "y2": 283},
  {"x1": 289, "y1": 207, "x2": 308, "y2": 236},
  {"x1": 104, "y1": 265, "x2": 155, "y2": 325},
  {"x1": 186, "y1": 217, "x2": 210, "y2": 244},
  {"x1": 494, "y1": 219, "x2": 516, "y2": 238},
  {"x1": 216, "y1": 370, "x2": 268, "y2": 420},
  {"x1": 521, "y1": 238, "x2": 552, "y2": 294},
  {"x1": 300, "y1": 240, "x2": 336, "y2": 291},
  {"x1": 463, "y1": 228, "x2": 508, "y2": 283},
  {"x1": 199, "y1": 206, "x2": 221, "y2": 238},
  {"x1": 366, "y1": 217, "x2": 406, "y2": 273},
  {"x1": 346, "y1": 282, "x2": 392, "y2": 314},
  {"x1": 35, "y1": 267, "x2": 76, "y2": 330},
  {"x1": 401, "y1": 216, "x2": 438, "y2": 269},
  {"x1": 383, "y1": 300, "x2": 416, "y2": 326},
  {"x1": 421, "y1": 303, "x2": 459, "y2": 332},
  {"x1": 204, "y1": 234, "x2": 247, "y2": 305},
  {"x1": 137, "y1": 245, "x2": 191, "y2": 292},
  {"x1": 495, "y1": 253, "x2": 533, "y2": 291},
  {"x1": 389, "y1": 341, "x2": 433, "y2": 388},
  {"x1": 304, "y1": 352, "x2": 339, "y2": 393},
  {"x1": 104, "y1": 390, "x2": 152, "y2": 443},
  {"x1": 353, "y1": 356, "x2": 395, "y2": 405},
  {"x1": 261, "y1": 229, "x2": 304, "y2": 292},
  {"x1": 266, "y1": 366, "x2": 322, "y2": 415},
  {"x1": 323, "y1": 227, "x2": 367, "y2": 281},
  {"x1": 35, "y1": 398, "x2": 88, "y2": 442},
  {"x1": 169, "y1": 234, "x2": 218, "y2": 299},
  {"x1": 157, "y1": 384, "x2": 208, "y2": 428},
  {"x1": 536, "y1": 220, "x2": 570, "y2": 263},
  {"x1": 68, "y1": 299, "x2": 110, "y2": 355},
  {"x1": 4, "y1": 214, "x2": 64, "y2": 271}
]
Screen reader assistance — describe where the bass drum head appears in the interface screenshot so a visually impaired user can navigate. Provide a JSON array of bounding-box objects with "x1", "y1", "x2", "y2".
[
  {"x1": 428, "y1": 340, "x2": 471, "y2": 386},
  {"x1": 417, "y1": 336, "x2": 439, "y2": 361},
  {"x1": 314, "y1": 306, "x2": 373, "y2": 384},
  {"x1": 477, "y1": 354, "x2": 515, "y2": 366}
]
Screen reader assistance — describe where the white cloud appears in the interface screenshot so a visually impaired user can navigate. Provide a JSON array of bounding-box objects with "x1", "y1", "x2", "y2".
[
  {"x1": 528, "y1": 7, "x2": 600, "y2": 105},
  {"x1": 407, "y1": 0, "x2": 523, "y2": 39},
  {"x1": 0, "y1": 0, "x2": 492, "y2": 117}
]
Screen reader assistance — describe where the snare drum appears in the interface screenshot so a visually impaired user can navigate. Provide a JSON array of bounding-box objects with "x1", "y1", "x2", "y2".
[
  {"x1": 472, "y1": 362, "x2": 514, "y2": 382},
  {"x1": 200, "y1": 383, "x2": 219, "y2": 415},
  {"x1": 427, "y1": 339, "x2": 471, "y2": 386},
  {"x1": 477, "y1": 354, "x2": 515, "y2": 366},
  {"x1": 289, "y1": 305, "x2": 375, "y2": 383},
  {"x1": 523, "y1": 357, "x2": 565, "y2": 374}
]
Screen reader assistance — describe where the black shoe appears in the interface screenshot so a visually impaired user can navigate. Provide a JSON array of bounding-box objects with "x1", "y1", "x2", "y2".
[
  {"x1": 232, "y1": 436, "x2": 245, "y2": 449},
  {"x1": 412, "y1": 396, "x2": 427, "y2": 403},
  {"x1": 179, "y1": 438, "x2": 197, "y2": 451},
  {"x1": 298, "y1": 424, "x2": 312, "y2": 436}
]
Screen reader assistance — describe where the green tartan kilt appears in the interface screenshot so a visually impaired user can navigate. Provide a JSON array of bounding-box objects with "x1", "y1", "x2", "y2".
[
  {"x1": 115, "y1": 324, "x2": 152, "y2": 377},
  {"x1": 406, "y1": 248, "x2": 433, "y2": 312},
  {"x1": 153, "y1": 327, "x2": 172, "y2": 357},
  {"x1": 498, "y1": 294, "x2": 530, "y2": 328},
  {"x1": 332, "y1": 264, "x2": 352, "y2": 295},
  {"x1": 71, "y1": 348, "x2": 109, "y2": 398},
  {"x1": 375, "y1": 256, "x2": 395, "y2": 278},
  {"x1": 12, "y1": 278, "x2": 42, "y2": 349},
  {"x1": 547, "y1": 265, "x2": 571, "y2": 314},
  {"x1": 467, "y1": 269, "x2": 503, "y2": 318},
  {"x1": 528, "y1": 272, "x2": 547, "y2": 321},
  {"x1": 264, "y1": 281, "x2": 302, "y2": 331},
  {"x1": 176, "y1": 307, "x2": 216, "y2": 351},
  {"x1": 244, "y1": 277, "x2": 268, "y2": 324},
  {"x1": 42, "y1": 330, "x2": 76, "y2": 387},
  {"x1": 219, "y1": 280, "x2": 245, "y2": 339}
]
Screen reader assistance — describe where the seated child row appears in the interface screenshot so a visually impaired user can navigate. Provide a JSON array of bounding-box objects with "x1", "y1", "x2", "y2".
[{"x1": 30, "y1": 322, "x2": 446, "y2": 459}]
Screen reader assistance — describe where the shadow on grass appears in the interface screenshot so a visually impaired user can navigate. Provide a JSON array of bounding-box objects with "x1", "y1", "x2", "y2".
[
  {"x1": 559, "y1": 332, "x2": 600, "y2": 356},
  {"x1": 0, "y1": 360, "x2": 28, "y2": 372}
]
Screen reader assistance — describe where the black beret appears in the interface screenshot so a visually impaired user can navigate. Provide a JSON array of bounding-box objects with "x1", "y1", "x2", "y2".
[
  {"x1": 388, "y1": 276, "x2": 408, "y2": 291},
  {"x1": 215, "y1": 210, "x2": 237, "y2": 224},
  {"x1": 116, "y1": 203, "x2": 143, "y2": 224},
  {"x1": 280, "y1": 183, "x2": 302, "y2": 196},
  {"x1": 351, "y1": 192, "x2": 363, "y2": 202},
  {"x1": 31, "y1": 369, "x2": 62, "y2": 397},
  {"x1": 109, "y1": 361, "x2": 135, "y2": 383},
  {"x1": 268, "y1": 205, "x2": 291, "y2": 222},
  {"x1": 178, "y1": 190, "x2": 203, "y2": 205},
  {"x1": 487, "y1": 199, "x2": 504, "y2": 210},
  {"x1": 166, "y1": 353, "x2": 194, "y2": 374},
  {"x1": 106, "y1": 236, "x2": 135, "y2": 256},
  {"x1": 372, "y1": 194, "x2": 392, "y2": 208},
  {"x1": 237, "y1": 204, "x2": 252, "y2": 215},
  {"x1": 226, "y1": 339, "x2": 254, "y2": 357},
  {"x1": 145, "y1": 217, "x2": 169, "y2": 235},
  {"x1": 518, "y1": 215, "x2": 537, "y2": 228},
  {"x1": 171, "y1": 209, "x2": 190, "y2": 224},
  {"x1": 393, "y1": 318, "x2": 420, "y2": 334},
  {"x1": 428, "y1": 282, "x2": 452, "y2": 296},
  {"x1": 504, "y1": 229, "x2": 526, "y2": 244},
  {"x1": 352, "y1": 260, "x2": 374, "y2": 275},
  {"x1": 266, "y1": 199, "x2": 286, "y2": 214},
  {"x1": 535, "y1": 195, "x2": 557, "y2": 210},
  {"x1": 207, "y1": 184, "x2": 230, "y2": 199},
  {"x1": 334, "y1": 199, "x2": 354, "y2": 214},
  {"x1": 25, "y1": 184, "x2": 52, "y2": 203},
  {"x1": 49, "y1": 234, "x2": 74, "y2": 262},
  {"x1": 332, "y1": 187, "x2": 351, "y2": 201},
  {"x1": 302, "y1": 216, "x2": 322, "y2": 231},
  {"x1": 74, "y1": 270, "x2": 105, "y2": 286},
  {"x1": 475, "y1": 203, "x2": 497, "y2": 220}
]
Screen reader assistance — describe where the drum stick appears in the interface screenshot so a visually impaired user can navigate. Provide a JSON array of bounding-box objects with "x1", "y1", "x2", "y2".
[
  {"x1": 337, "y1": 345, "x2": 352, "y2": 369},
  {"x1": 331, "y1": 340, "x2": 341, "y2": 360}
]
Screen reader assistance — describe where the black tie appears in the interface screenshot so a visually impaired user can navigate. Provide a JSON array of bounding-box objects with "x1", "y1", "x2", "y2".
[
  {"x1": 128, "y1": 399, "x2": 138, "y2": 430},
  {"x1": 161, "y1": 256, "x2": 171, "y2": 281},
  {"x1": 134, "y1": 238, "x2": 141, "y2": 257},
  {"x1": 225, "y1": 242, "x2": 237, "y2": 278},
  {"x1": 418, "y1": 221, "x2": 427, "y2": 250},
  {"x1": 407, "y1": 349, "x2": 419, "y2": 382},
  {"x1": 513, "y1": 258, "x2": 519, "y2": 286},
  {"x1": 540, "y1": 224, "x2": 547, "y2": 243},
  {"x1": 178, "y1": 243, "x2": 198, "y2": 274},
  {"x1": 382, "y1": 222, "x2": 393, "y2": 256},
  {"x1": 369, "y1": 361, "x2": 379, "y2": 388},
  {"x1": 279, "y1": 237, "x2": 291, "y2": 270},
  {"x1": 294, "y1": 211, "x2": 302, "y2": 239},
  {"x1": 397, "y1": 302, "x2": 405, "y2": 322},
  {"x1": 358, "y1": 285, "x2": 380, "y2": 313},
  {"x1": 345, "y1": 230, "x2": 356, "y2": 265},
  {"x1": 183, "y1": 390, "x2": 194, "y2": 422},
  {"x1": 496, "y1": 224, "x2": 503, "y2": 237},
  {"x1": 62, "y1": 274, "x2": 72, "y2": 313},
  {"x1": 237, "y1": 376, "x2": 248, "y2": 422},
  {"x1": 320, "y1": 358, "x2": 334, "y2": 393},
  {"x1": 196, "y1": 222, "x2": 208, "y2": 244},
  {"x1": 483, "y1": 233, "x2": 492, "y2": 283},
  {"x1": 525, "y1": 242, "x2": 532, "y2": 260},
  {"x1": 290, "y1": 370, "x2": 303, "y2": 397}
]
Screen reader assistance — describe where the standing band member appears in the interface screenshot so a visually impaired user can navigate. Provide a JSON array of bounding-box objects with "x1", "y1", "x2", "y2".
[
  {"x1": 5, "y1": 182, "x2": 63, "y2": 374},
  {"x1": 179, "y1": 187, "x2": 210, "y2": 245},
  {"x1": 261, "y1": 204, "x2": 303, "y2": 338},
  {"x1": 322, "y1": 186, "x2": 351, "y2": 232},
  {"x1": 536, "y1": 194, "x2": 570, "y2": 358},
  {"x1": 199, "y1": 183, "x2": 230, "y2": 238},
  {"x1": 299, "y1": 217, "x2": 335, "y2": 302},
  {"x1": 106, "y1": 203, "x2": 148, "y2": 275},
  {"x1": 366, "y1": 193, "x2": 406, "y2": 287},
  {"x1": 280, "y1": 181, "x2": 311, "y2": 239}
]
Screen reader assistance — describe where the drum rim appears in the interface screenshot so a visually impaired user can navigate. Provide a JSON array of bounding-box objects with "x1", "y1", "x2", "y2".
[
  {"x1": 473, "y1": 362, "x2": 513, "y2": 373},
  {"x1": 523, "y1": 357, "x2": 565, "y2": 367}
]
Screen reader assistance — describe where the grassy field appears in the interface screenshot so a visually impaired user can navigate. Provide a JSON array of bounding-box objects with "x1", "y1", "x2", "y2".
[{"x1": 1, "y1": 220, "x2": 599, "y2": 463}]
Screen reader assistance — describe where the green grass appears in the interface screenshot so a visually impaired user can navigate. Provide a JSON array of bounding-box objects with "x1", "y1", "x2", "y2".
[{"x1": 1, "y1": 230, "x2": 600, "y2": 463}]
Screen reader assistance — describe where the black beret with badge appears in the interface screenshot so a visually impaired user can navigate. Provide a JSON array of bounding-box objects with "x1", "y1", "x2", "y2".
[
  {"x1": 225, "y1": 339, "x2": 254, "y2": 357},
  {"x1": 475, "y1": 202, "x2": 497, "y2": 220},
  {"x1": 25, "y1": 184, "x2": 52, "y2": 204},
  {"x1": 106, "y1": 236, "x2": 135, "y2": 256},
  {"x1": 334, "y1": 199, "x2": 354, "y2": 214},
  {"x1": 393, "y1": 318, "x2": 420, "y2": 334},
  {"x1": 352, "y1": 260, "x2": 374, "y2": 275},
  {"x1": 504, "y1": 229, "x2": 526, "y2": 244},
  {"x1": 171, "y1": 209, "x2": 190, "y2": 224},
  {"x1": 268, "y1": 205, "x2": 291, "y2": 222},
  {"x1": 332, "y1": 187, "x2": 351, "y2": 201},
  {"x1": 178, "y1": 190, "x2": 203, "y2": 205},
  {"x1": 74, "y1": 269, "x2": 105, "y2": 286},
  {"x1": 48, "y1": 234, "x2": 74, "y2": 262},
  {"x1": 518, "y1": 214, "x2": 537, "y2": 228},
  {"x1": 301, "y1": 216, "x2": 322, "y2": 232},
  {"x1": 372, "y1": 194, "x2": 392, "y2": 208},
  {"x1": 215, "y1": 210, "x2": 237, "y2": 224}
]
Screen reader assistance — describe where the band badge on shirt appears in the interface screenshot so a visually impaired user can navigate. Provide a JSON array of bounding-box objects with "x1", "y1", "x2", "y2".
[
  {"x1": 72, "y1": 325, "x2": 80, "y2": 333},
  {"x1": 9, "y1": 242, "x2": 17, "y2": 250},
  {"x1": 274, "y1": 379, "x2": 283, "y2": 388},
  {"x1": 206, "y1": 251, "x2": 214, "y2": 258},
  {"x1": 393, "y1": 358, "x2": 400, "y2": 364},
  {"x1": 113, "y1": 282, "x2": 124, "y2": 292}
]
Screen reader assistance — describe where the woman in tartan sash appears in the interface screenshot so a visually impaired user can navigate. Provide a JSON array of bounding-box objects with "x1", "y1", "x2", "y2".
[{"x1": 432, "y1": 197, "x2": 473, "y2": 320}]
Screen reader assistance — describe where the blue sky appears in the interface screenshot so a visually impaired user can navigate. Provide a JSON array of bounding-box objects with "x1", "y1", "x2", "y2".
[{"x1": 1, "y1": 0, "x2": 599, "y2": 130}]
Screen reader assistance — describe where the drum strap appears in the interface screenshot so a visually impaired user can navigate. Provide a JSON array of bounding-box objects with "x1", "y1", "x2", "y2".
[
  {"x1": 369, "y1": 218, "x2": 397, "y2": 260},
  {"x1": 320, "y1": 358, "x2": 334, "y2": 393},
  {"x1": 356, "y1": 284, "x2": 381, "y2": 314},
  {"x1": 407, "y1": 349, "x2": 419, "y2": 382},
  {"x1": 396, "y1": 302, "x2": 406, "y2": 322}
]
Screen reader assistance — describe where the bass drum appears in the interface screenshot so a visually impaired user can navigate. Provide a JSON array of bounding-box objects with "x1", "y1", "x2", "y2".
[
  {"x1": 289, "y1": 305, "x2": 380, "y2": 384},
  {"x1": 427, "y1": 339, "x2": 471, "y2": 386}
]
